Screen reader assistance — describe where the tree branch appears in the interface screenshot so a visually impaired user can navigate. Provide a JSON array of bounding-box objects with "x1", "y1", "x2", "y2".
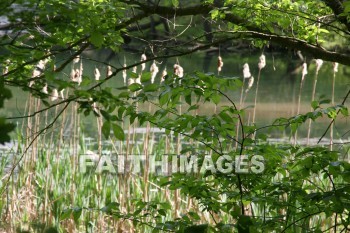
[
  {"x1": 128, "y1": 1, "x2": 350, "y2": 66},
  {"x1": 323, "y1": 0, "x2": 350, "y2": 31}
]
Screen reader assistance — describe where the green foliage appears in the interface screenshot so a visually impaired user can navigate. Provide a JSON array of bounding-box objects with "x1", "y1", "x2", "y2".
[{"x1": 0, "y1": 79, "x2": 15, "y2": 144}]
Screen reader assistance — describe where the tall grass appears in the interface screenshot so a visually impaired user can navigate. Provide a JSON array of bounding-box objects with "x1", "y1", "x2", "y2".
[
  {"x1": 252, "y1": 54, "x2": 266, "y2": 128},
  {"x1": 0, "y1": 56, "x2": 346, "y2": 233},
  {"x1": 330, "y1": 62, "x2": 338, "y2": 150},
  {"x1": 307, "y1": 59, "x2": 323, "y2": 144},
  {"x1": 294, "y1": 62, "x2": 308, "y2": 144}
]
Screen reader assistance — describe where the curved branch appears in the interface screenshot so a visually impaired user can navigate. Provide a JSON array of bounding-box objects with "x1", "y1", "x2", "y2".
[{"x1": 128, "y1": 1, "x2": 350, "y2": 66}]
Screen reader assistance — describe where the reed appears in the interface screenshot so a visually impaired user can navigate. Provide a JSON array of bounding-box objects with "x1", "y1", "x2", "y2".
[
  {"x1": 294, "y1": 62, "x2": 308, "y2": 144},
  {"x1": 307, "y1": 59, "x2": 323, "y2": 145},
  {"x1": 235, "y1": 63, "x2": 251, "y2": 149},
  {"x1": 214, "y1": 55, "x2": 224, "y2": 114},
  {"x1": 252, "y1": 54, "x2": 266, "y2": 128},
  {"x1": 173, "y1": 62, "x2": 184, "y2": 218},
  {"x1": 330, "y1": 62, "x2": 338, "y2": 150}
]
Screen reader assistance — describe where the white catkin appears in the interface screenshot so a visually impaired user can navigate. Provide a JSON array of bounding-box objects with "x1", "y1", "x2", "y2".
[
  {"x1": 315, "y1": 59, "x2": 323, "y2": 73},
  {"x1": 30, "y1": 59, "x2": 49, "y2": 87},
  {"x1": 122, "y1": 64, "x2": 127, "y2": 84},
  {"x1": 129, "y1": 66, "x2": 137, "y2": 85},
  {"x1": 136, "y1": 74, "x2": 141, "y2": 84},
  {"x1": 243, "y1": 63, "x2": 251, "y2": 78},
  {"x1": 79, "y1": 59, "x2": 83, "y2": 75},
  {"x1": 32, "y1": 69, "x2": 41, "y2": 78},
  {"x1": 333, "y1": 62, "x2": 339, "y2": 73},
  {"x1": 75, "y1": 68, "x2": 82, "y2": 85},
  {"x1": 141, "y1": 54, "x2": 147, "y2": 71},
  {"x1": 161, "y1": 68, "x2": 167, "y2": 83},
  {"x1": 3, "y1": 66, "x2": 8, "y2": 75},
  {"x1": 89, "y1": 98, "x2": 98, "y2": 113},
  {"x1": 73, "y1": 55, "x2": 80, "y2": 64},
  {"x1": 70, "y1": 69, "x2": 75, "y2": 80},
  {"x1": 150, "y1": 62, "x2": 159, "y2": 84},
  {"x1": 3, "y1": 59, "x2": 10, "y2": 74},
  {"x1": 128, "y1": 77, "x2": 134, "y2": 85},
  {"x1": 94, "y1": 67, "x2": 101, "y2": 81},
  {"x1": 37, "y1": 59, "x2": 48, "y2": 71},
  {"x1": 218, "y1": 56, "x2": 223, "y2": 72},
  {"x1": 258, "y1": 54, "x2": 266, "y2": 69},
  {"x1": 50, "y1": 89, "x2": 59, "y2": 102},
  {"x1": 302, "y1": 62, "x2": 308, "y2": 81},
  {"x1": 174, "y1": 64, "x2": 184, "y2": 78},
  {"x1": 71, "y1": 68, "x2": 82, "y2": 85},
  {"x1": 42, "y1": 84, "x2": 48, "y2": 94},
  {"x1": 107, "y1": 65, "x2": 112, "y2": 77},
  {"x1": 60, "y1": 89, "x2": 65, "y2": 100},
  {"x1": 246, "y1": 76, "x2": 254, "y2": 93}
]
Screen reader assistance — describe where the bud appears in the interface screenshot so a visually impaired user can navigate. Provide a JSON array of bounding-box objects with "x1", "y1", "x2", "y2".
[
  {"x1": 141, "y1": 54, "x2": 147, "y2": 71},
  {"x1": 50, "y1": 89, "x2": 59, "y2": 101},
  {"x1": 107, "y1": 65, "x2": 112, "y2": 77},
  {"x1": 174, "y1": 64, "x2": 184, "y2": 78},
  {"x1": 150, "y1": 62, "x2": 159, "y2": 84},
  {"x1": 73, "y1": 68, "x2": 82, "y2": 85},
  {"x1": 302, "y1": 62, "x2": 307, "y2": 81},
  {"x1": 315, "y1": 59, "x2": 323, "y2": 73},
  {"x1": 60, "y1": 89, "x2": 65, "y2": 100},
  {"x1": 258, "y1": 54, "x2": 266, "y2": 69},
  {"x1": 3, "y1": 59, "x2": 10, "y2": 75},
  {"x1": 122, "y1": 64, "x2": 127, "y2": 85},
  {"x1": 243, "y1": 63, "x2": 251, "y2": 78},
  {"x1": 94, "y1": 67, "x2": 101, "y2": 81},
  {"x1": 333, "y1": 62, "x2": 338, "y2": 73},
  {"x1": 161, "y1": 68, "x2": 167, "y2": 83},
  {"x1": 245, "y1": 76, "x2": 254, "y2": 93},
  {"x1": 42, "y1": 84, "x2": 48, "y2": 94},
  {"x1": 73, "y1": 55, "x2": 80, "y2": 64},
  {"x1": 217, "y1": 56, "x2": 224, "y2": 72}
]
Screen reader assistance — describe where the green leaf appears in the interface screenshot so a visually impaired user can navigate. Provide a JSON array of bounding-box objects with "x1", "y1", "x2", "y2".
[
  {"x1": 0, "y1": 117, "x2": 15, "y2": 144},
  {"x1": 158, "y1": 209, "x2": 167, "y2": 216},
  {"x1": 188, "y1": 105, "x2": 199, "y2": 111},
  {"x1": 90, "y1": 32, "x2": 104, "y2": 47},
  {"x1": 185, "y1": 93, "x2": 192, "y2": 105},
  {"x1": 102, "y1": 121, "x2": 111, "y2": 139},
  {"x1": 141, "y1": 72, "x2": 151, "y2": 83},
  {"x1": 118, "y1": 91, "x2": 130, "y2": 98},
  {"x1": 112, "y1": 123, "x2": 125, "y2": 140},
  {"x1": 219, "y1": 111, "x2": 232, "y2": 123},
  {"x1": 60, "y1": 209, "x2": 73, "y2": 221},
  {"x1": 129, "y1": 83, "x2": 143, "y2": 92},
  {"x1": 237, "y1": 215, "x2": 253, "y2": 233},
  {"x1": 311, "y1": 100, "x2": 319, "y2": 110},
  {"x1": 118, "y1": 106, "x2": 126, "y2": 119},
  {"x1": 210, "y1": 9, "x2": 220, "y2": 19},
  {"x1": 327, "y1": 109, "x2": 337, "y2": 119},
  {"x1": 100, "y1": 109, "x2": 110, "y2": 120},
  {"x1": 184, "y1": 224, "x2": 208, "y2": 233},
  {"x1": 320, "y1": 99, "x2": 330, "y2": 105},
  {"x1": 143, "y1": 83, "x2": 159, "y2": 92},
  {"x1": 128, "y1": 71, "x2": 138, "y2": 79},
  {"x1": 340, "y1": 107, "x2": 349, "y2": 116},
  {"x1": 172, "y1": 0, "x2": 179, "y2": 8},
  {"x1": 101, "y1": 202, "x2": 120, "y2": 213},
  {"x1": 211, "y1": 93, "x2": 221, "y2": 105},
  {"x1": 159, "y1": 92, "x2": 169, "y2": 106},
  {"x1": 72, "y1": 208, "x2": 82, "y2": 224}
]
